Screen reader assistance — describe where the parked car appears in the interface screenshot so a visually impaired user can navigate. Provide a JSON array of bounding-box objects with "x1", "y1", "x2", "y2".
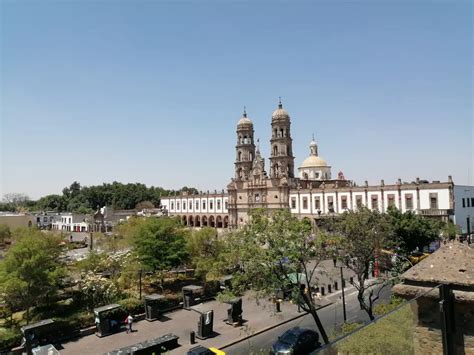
[{"x1": 271, "y1": 327, "x2": 320, "y2": 354}]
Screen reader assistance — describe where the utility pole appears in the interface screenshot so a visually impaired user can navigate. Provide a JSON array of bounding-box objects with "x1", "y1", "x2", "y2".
[
  {"x1": 340, "y1": 266, "x2": 347, "y2": 322},
  {"x1": 139, "y1": 270, "x2": 143, "y2": 299}
]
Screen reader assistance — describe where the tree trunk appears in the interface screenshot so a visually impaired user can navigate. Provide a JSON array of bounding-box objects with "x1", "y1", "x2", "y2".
[{"x1": 302, "y1": 293, "x2": 329, "y2": 344}]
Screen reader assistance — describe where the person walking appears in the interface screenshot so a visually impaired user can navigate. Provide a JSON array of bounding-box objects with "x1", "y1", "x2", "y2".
[{"x1": 126, "y1": 314, "x2": 134, "y2": 333}]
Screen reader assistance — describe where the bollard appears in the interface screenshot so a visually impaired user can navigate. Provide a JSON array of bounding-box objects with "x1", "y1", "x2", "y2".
[
  {"x1": 321, "y1": 286, "x2": 325, "y2": 296},
  {"x1": 350, "y1": 277, "x2": 354, "y2": 285},
  {"x1": 328, "y1": 284, "x2": 332, "y2": 293},
  {"x1": 342, "y1": 279, "x2": 346, "y2": 288},
  {"x1": 276, "y1": 301, "x2": 281, "y2": 313},
  {"x1": 334, "y1": 281, "x2": 338, "y2": 291},
  {"x1": 190, "y1": 331, "x2": 195, "y2": 344}
]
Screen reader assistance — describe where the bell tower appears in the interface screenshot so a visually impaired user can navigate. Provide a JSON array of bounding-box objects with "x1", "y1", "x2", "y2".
[
  {"x1": 269, "y1": 98, "x2": 295, "y2": 178},
  {"x1": 235, "y1": 107, "x2": 256, "y2": 180}
]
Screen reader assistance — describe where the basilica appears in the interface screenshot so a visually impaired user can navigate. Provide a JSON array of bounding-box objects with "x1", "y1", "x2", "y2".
[{"x1": 160, "y1": 101, "x2": 473, "y2": 234}]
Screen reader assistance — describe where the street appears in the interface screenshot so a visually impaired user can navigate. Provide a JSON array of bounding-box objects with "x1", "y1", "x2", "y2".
[{"x1": 223, "y1": 285, "x2": 392, "y2": 354}]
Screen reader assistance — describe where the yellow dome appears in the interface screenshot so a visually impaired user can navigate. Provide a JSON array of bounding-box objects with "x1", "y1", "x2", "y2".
[
  {"x1": 238, "y1": 116, "x2": 253, "y2": 126},
  {"x1": 300, "y1": 155, "x2": 328, "y2": 168},
  {"x1": 238, "y1": 108, "x2": 253, "y2": 126},
  {"x1": 272, "y1": 107, "x2": 290, "y2": 121}
]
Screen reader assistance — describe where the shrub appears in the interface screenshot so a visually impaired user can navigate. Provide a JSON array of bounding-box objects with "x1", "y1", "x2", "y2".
[
  {"x1": 373, "y1": 296, "x2": 405, "y2": 316},
  {"x1": 0, "y1": 327, "x2": 22, "y2": 351},
  {"x1": 118, "y1": 298, "x2": 143, "y2": 315}
]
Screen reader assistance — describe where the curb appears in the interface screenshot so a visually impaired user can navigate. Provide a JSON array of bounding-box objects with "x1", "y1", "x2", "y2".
[{"x1": 220, "y1": 302, "x2": 332, "y2": 350}]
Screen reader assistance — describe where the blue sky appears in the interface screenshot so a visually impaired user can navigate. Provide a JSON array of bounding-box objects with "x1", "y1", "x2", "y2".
[{"x1": 1, "y1": 0, "x2": 472, "y2": 199}]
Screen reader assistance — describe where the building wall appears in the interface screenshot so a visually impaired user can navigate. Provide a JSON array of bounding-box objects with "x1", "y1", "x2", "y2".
[
  {"x1": 0, "y1": 214, "x2": 36, "y2": 229},
  {"x1": 161, "y1": 194, "x2": 228, "y2": 215},
  {"x1": 453, "y1": 185, "x2": 474, "y2": 233},
  {"x1": 289, "y1": 183, "x2": 454, "y2": 217}
]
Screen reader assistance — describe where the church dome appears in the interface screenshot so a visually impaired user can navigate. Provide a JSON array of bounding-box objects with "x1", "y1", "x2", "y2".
[
  {"x1": 301, "y1": 155, "x2": 328, "y2": 168},
  {"x1": 237, "y1": 109, "x2": 253, "y2": 127},
  {"x1": 272, "y1": 99, "x2": 290, "y2": 121}
]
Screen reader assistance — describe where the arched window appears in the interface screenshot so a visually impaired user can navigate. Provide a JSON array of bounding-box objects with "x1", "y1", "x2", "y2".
[
  {"x1": 250, "y1": 152, "x2": 253, "y2": 161},
  {"x1": 273, "y1": 145, "x2": 278, "y2": 156},
  {"x1": 238, "y1": 151, "x2": 242, "y2": 161},
  {"x1": 274, "y1": 129, "x2": 277, "y2": 137},
  {"x1": 280, "y1": 129, "x2": 284, "y2": 137},
  {"x1": 243, "y1": 136, "x2": 248, "y2": 144},
  {"x1": 238, "y1": 135, "x2": 242, "y2": 144},
  {"x1": 303, "y1": 172, "x2": 308, "y2": 179}
]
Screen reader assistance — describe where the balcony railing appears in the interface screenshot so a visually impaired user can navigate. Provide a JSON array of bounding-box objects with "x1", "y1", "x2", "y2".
[{"x1": 419, "y1": 209, "x2": 453, "y2": 216}]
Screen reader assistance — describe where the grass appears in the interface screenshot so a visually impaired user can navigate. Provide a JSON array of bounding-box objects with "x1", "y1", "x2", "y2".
[{"x1": 333, "y1": 303, "x2": 415, "y2": 354}]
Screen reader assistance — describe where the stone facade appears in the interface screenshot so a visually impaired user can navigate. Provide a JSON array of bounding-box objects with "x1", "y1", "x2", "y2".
[
  {"x1": 393, "y1": 242, "x2": 474, "y2": 354},
  {"x1": 160, "y1": 101, "x2": 473, "y2": 232}
]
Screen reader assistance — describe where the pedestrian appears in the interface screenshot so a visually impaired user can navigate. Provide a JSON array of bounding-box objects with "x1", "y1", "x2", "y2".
[
  {"x1": 126, "y1": 314, "x2": 134, "y2": 333},
  {"x1": 332, "y1": 258, "x2": 337, "y2": 268},
  {"x1": 69, "y1": 235, "x2": 73, "y2": 243}
]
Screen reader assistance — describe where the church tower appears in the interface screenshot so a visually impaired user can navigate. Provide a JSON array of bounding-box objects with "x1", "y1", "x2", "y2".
[
  {"x1": 269, "y1": 99, "x2": 295, "y2": 178},
  {"x1": 235, "y1": 108, "x2": 256, "y2": 180}
]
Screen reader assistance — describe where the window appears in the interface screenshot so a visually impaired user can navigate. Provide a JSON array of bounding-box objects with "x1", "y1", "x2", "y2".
[
  {"x1": 69, "y1": 218, "x2": 71, "y2": 223},
  {"x1": 341, "y1": 196, "x2": 348, "y2": 209},
  {"x1": 171, "y1": 202, "x2": 174, "y2": 210},
  {"x1": 371, "y1": 196, "x2": 378, "y2": 210},
  {"x1": 429, "y1": 193, "x2": 438, "y2": 209},
  {"x1": 328, "y1": 196, "x2": 334, "y2": 212},
  {"x1": 387, "y1": 194, "x2": 395, "y2": 207},
  {"x1": 315, "y1": 172, "x2": 320, "y2": 179},
  {"x1": 210, "y1": 201, "x2": 213, "y2": 210},
  {"x1": 196, "y1": 201, "x2": 199, "y2": 209},
  {"x1": 217, "y1": 200, "x2": 221, "y2": 209},
  {"x1": 225, "y1": 201, "x2": 228, "y2": 209},
  {"x1": 43, "y1": 217, "x2": 48, "y2": 222},
  {"x1": 462, "y1": 198, "x2": 465, "y2": 208},
  {"x1": 183, "y1": 202, "x2": 186, "y2": 210},
  {"x1": 405, "y1": 194, "x2": 413, "y2": 210},
  {"x1": 177, "y1": 202, "x2": 180, "y2": 210},
  {"x1": 356, "y1": 196, "x2": 363, "y2": 208},
  {"x1": 314, "y1": 197, "x2": 321, "y2": 210},
  {"x1": 467, "y1": 198, "x2": 471, "y2": 208},
  {"x1": 471, "y1": 198, "x2": 474, "y2": 207},
  {"x1": 302, "y1": 197, "x2": 308, "y2": 209},
  {"x1": 291, "y1": 198, "x2": 296, "y2": 209},
  {"x1": 37, "y1": 217, "x2": 41, "y2": 223},
  {"x1": 202, "y1": 201, "x2": 206, "y2": 209},
  {"x1": 255, "y1": 194, "x2": 260, "y2": 202}
]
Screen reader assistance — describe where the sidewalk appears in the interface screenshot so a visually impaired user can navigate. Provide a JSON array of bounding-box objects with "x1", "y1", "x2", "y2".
[{"x1": 58, "y1": 293, "x2": 333, "y2": 355}]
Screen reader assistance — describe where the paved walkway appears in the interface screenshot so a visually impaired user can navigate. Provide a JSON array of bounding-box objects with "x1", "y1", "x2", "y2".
[
  {"x1": 58, "y1": 292, "x2": 336, "y2": 355},
  {"x1": 58, "y1": 261, "x2": 356, "y2": 354}
]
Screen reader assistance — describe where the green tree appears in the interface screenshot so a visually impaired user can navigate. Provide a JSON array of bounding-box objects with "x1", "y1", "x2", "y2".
[
  {"x1": 129, "y1": 217, "x2": 189, "y2": 272},
  {"x1": 0, "y1": 229, "x2": 66, "y2": 322},
  {"x1": 387, "y1": 206, "x2": 441, "y2": 254},
  {"x1": 335, "y1": 207, "x2": 393, "y2": 321},
  {"x1": 440, "y1": 220, "x2": 460, "y2": 242},
  {"x1": 0, "y1": 224, "x2": 12, "y2": 245},
  {"x1": 35, "y1": 194, "x2": 66, "y2": 212},
  {"x1": 187, "y1": 227, "x2": 222, "y2": 280},
  {"x1": 218, "y1": 209, "x2": 332, "y2": 344}
]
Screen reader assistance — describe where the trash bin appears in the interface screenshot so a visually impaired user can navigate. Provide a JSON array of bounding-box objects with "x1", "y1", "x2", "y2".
[
  {"x1": 21, "y1": 319, "x2": 55, "y2": 355},
  {"x1": 197, "y1": 310, "x2": 214, "y2": 339},
  {"x1": 93, "y1": 304, "x2": 126, "y2": 337},
  {"x1": 225, "y1": 298, "x2": 242, "y2": 325},
  {"x1": 182, "y1": 285, "x2": 204, "y2": 309},
  {"x1": 144, "y1": 294, "x2": 166, "y2": 321}
]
